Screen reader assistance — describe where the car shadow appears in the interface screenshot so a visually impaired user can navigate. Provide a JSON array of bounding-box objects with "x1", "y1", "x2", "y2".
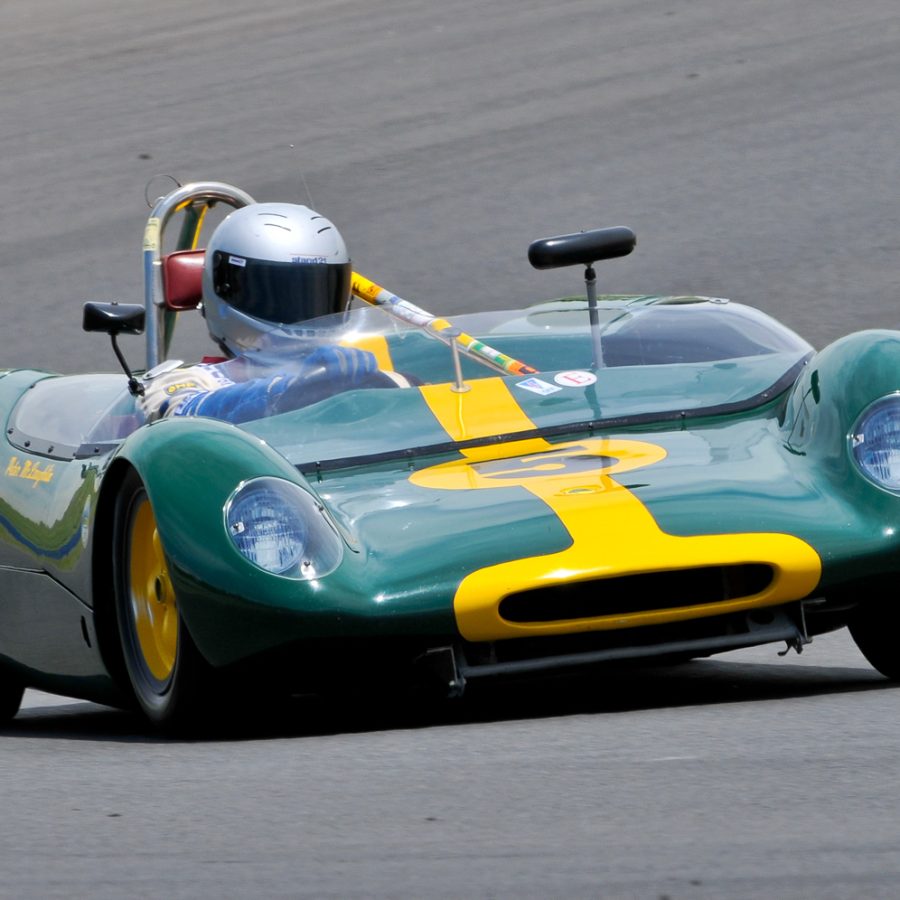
[{"x1": 3, "y1": 655, "x2": 894, "y2": 743}]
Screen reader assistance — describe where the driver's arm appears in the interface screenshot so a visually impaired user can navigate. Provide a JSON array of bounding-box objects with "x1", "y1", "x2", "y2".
[{"x1": 172, "y1": 346, "x2": 383, "y2": 424}]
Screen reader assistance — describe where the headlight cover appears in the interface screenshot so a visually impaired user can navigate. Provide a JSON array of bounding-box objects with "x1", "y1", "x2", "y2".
[
  {"x1": 850, "y1": 394, "x2": 900, "y2": 492},
  {"x1": 224, "y1": 477, "x2": 343, "y2": 578}
]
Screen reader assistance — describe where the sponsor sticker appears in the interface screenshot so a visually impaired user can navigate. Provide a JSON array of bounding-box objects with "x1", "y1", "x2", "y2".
[
  {"x1": 229, "y1": 255, "x2": 247, "y2": 267},
  {"x1": 165, "y1": 381, "x2": 201, "y2": 395},
  {"x1": 142, "y1": 218, "x2": 160, "y2": 252},
  {"x1": 515, "y1": 377, "x2": 562, "y2": 396},
  {"x1": 554, "y1": 370, "x2": 597, "y2": 387}
]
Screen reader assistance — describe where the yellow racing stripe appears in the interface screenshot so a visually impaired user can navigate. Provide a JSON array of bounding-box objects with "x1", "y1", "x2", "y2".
[
  {"x1": 419, "y1": 378, "x2": 538, "y2": 444},
  {"x1": 341, "y1": 334, "x2": 395, "y2": 371},
  {"x1": 411, "y1": 431, "x2": 822, "y2": 641}
]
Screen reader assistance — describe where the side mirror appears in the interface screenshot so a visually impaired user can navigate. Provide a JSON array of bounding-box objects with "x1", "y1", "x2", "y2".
[
  {"x1": 83, "y1": 301, "x2": 145, "y2": 336},
  {"x1": 82, "y1": 302, "x2": 146, "y2": 397},
  {"x1": 527, "y1": 226, "x2": 636, "y2": 270},
  {"x1": 527, "y1": 226, "x2": 637, "y2": 371}
]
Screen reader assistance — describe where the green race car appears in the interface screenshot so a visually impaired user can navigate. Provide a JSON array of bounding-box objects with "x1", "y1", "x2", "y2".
[{"x1": 1, "y1": 181, "x2": 898, "y2": 731}]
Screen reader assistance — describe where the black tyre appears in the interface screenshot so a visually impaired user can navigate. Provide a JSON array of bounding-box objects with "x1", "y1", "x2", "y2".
[
  {"x1": 0, "y1": 672, "x2": 24, "y2": 723},
  {"x1": 112, "y1": 470, "x2": 214, "y2": 730},
  {"x1": 849, "y1": 601, "x2": 900, "y2": 680}
]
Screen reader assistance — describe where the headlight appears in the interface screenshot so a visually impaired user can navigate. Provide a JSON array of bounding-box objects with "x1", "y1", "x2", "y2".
[
  {"x1": 224, "y1": 477, "x2": 343, "y2": 578},
  {"x1": 850, "y1": 394, "x2": 900, "y2": 492}
]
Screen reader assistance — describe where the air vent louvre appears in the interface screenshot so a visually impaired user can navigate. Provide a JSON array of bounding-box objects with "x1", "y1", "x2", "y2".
[{"x1": 499, "y1": 565, "x2": 773, "y2": 623}]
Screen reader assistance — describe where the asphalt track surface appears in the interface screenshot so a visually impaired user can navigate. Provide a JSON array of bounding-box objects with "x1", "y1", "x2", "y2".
[{"x1": 1, "y1": 2, "x2": 899, "y2": 898}]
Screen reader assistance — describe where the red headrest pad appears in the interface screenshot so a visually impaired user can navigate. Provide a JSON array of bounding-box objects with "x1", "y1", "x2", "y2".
[{"x1": 162, "y1": 249, "x2": 206, "y2": 311}]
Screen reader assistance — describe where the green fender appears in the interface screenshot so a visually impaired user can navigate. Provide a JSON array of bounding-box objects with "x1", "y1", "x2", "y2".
[{"x1": 110, "y1": 416, "x2": 331, "y2": 665}]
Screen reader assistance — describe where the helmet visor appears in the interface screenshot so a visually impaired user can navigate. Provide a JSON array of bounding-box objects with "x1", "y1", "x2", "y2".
[{"x1": 212, "y1": 252, "x2": 351, "y2": 324}]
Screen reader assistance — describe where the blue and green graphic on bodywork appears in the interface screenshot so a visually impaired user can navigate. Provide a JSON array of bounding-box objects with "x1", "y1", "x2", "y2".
[{"x1": 0, "y1": 454, "x2": 97, "y2": 568}]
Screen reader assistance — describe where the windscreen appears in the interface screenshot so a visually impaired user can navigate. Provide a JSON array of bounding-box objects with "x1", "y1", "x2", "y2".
[{"x1": 597, "y1": 301, "x2": 812, "y2": 365}]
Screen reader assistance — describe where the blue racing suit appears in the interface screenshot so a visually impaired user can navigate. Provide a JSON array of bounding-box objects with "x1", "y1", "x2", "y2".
[{"x1": 141, "y1": 345, "x2": 392, "y2": 425}]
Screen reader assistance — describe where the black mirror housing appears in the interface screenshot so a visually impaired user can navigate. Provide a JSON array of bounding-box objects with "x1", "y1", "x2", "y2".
[
  {"x1": 528, "y1": 226, "x2": 637, "y2": 270},
  {"x1": 83, "y1": 302, "x2": 145, "y2": 336}
]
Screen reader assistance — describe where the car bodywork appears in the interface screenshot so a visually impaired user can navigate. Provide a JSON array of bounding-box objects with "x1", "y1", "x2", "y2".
[{"x1": 1, "y1": 181, "x2": 898, "y2": 729}]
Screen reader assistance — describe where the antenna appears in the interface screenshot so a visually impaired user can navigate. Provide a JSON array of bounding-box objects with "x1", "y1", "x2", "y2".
[
  {"x1": 144, "y1": 174, "x2": 181, "y2": 208},
  {"x1": 289, "y1": 144, "x2": 315, "y2": 209}
]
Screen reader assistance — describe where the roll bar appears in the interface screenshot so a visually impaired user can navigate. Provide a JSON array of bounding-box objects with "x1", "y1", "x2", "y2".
[{"x1": 142, "y1": 181, "x2": 256, "y2": 368}]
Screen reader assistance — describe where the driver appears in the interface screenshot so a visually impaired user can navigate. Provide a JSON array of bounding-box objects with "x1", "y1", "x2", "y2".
[{"x1": 138, "y1": 202, "x2": 409, "y2": 424}]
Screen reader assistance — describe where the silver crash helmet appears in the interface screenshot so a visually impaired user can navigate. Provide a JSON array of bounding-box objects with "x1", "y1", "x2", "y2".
[{"x1": 201, "y1": 202, "x2": 352, "y2": 356}]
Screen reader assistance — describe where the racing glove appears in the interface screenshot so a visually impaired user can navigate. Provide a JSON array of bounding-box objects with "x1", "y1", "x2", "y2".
[
  {"x1": 295, "y1": 345, "x2": 380, "y2": 381},
  {"x1": 138, "y1": 364, "x2": 232, "y2": 421}
]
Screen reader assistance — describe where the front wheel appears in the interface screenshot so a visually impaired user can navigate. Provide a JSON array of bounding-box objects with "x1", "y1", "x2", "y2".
[
  {"x1": 849, "y1": 601, "x2": 900, "y2": 680},
  {"x1": 112, "y1": 470, "x2": 213, "y2": 730}
]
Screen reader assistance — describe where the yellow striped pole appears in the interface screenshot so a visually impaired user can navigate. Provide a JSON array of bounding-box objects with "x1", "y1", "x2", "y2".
[{"x1": 351, "y1": 273, "x2": 538, "y2": 376}]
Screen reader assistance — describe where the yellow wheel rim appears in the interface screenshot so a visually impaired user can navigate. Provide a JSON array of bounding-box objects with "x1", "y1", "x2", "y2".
[{"x1": 128, "y1": 495, "x2": 178, "y2": 682}]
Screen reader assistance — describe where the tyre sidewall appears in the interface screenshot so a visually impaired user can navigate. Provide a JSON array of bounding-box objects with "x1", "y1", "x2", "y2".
[{"x1": 111, "y1": 469, "x2": 205, "y2": 728}]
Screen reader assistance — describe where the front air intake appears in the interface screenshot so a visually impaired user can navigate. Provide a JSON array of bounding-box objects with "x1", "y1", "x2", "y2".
[{"x1": 498, "y1": 564, "x2": 774, "y2": 623}]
